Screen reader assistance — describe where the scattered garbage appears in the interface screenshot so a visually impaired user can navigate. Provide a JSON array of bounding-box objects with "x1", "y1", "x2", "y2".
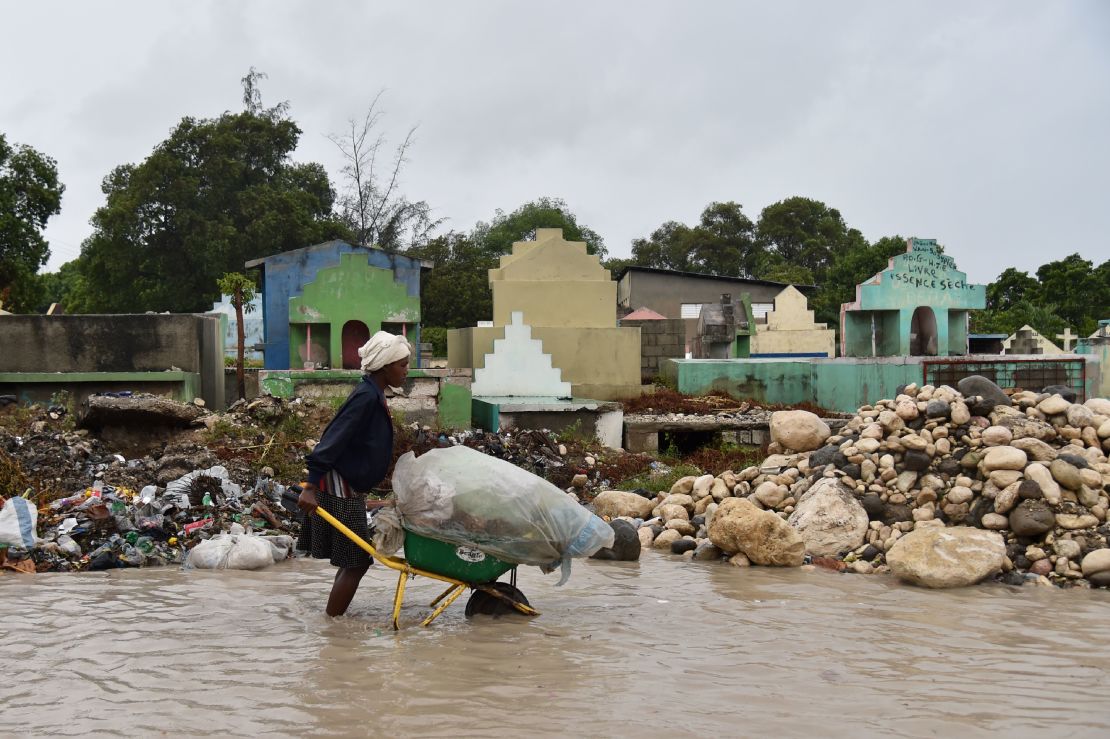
[{"x1": 3, "y1": 469, "x2": 300, "y2": 573}]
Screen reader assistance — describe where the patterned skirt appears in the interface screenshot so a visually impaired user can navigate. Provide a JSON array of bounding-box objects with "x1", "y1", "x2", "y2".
[{"x1": 298, "y1": 492, "x2": 373, "y2": 570}]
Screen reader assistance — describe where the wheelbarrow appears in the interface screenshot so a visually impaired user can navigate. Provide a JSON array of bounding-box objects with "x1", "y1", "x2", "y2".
[{"x1": 312, "y1": 506, "x2": 539, "y2": 630}]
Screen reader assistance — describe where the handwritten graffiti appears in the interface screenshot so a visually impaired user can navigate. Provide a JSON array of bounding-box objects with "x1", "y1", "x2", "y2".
[{"x1": 889, "y1": 271, "x2": 974, "y2": 291}]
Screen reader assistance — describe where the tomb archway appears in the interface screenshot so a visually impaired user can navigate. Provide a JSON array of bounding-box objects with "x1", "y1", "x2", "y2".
[
  {"x1": 341, "y1": 320, "x2": 371, "y2": 369},
  {"x1": 910, "y1": 306, "x2": 938, "y2": 356}
]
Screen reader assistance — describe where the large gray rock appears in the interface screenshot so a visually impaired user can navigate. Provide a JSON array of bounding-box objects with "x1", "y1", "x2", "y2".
[
  {"x1": 770, "y1": 410, "x2": 831, "y2": 452},
  {"x1": 1084, "y1": 398, "x2": 1110, "y2": 416},
  {"x1": 1081, "y1": 549, "x2": 1110, "y2": 577},
  {"x1": 1049, "y1": 459, "x2": 1083, "y2": 490},
  {"x1": 706, "y1": 497, "x2": 804, "y2": 566},
  {"x1": 1042, "y1": 384, "x2": 1077, "y2": 403},
  {"x1": 589, "y1": 520, "x2": 641, "y2": 561},
  {"x1": 1008, "y1": 500, "x2": 1055, "y2": 537},
  {"x1": 590, "y1": 490, "x2": 656, "y2": 520},
  {"x1": 989, "y1": 408, "x2": 1056, "y2": 441},
  {"x1": 1024, "y1": 463, "x2": 1062, "y2": 505},
  {"x1": 980, "y1": 446, "x2": 1028, "y2": 472},
  {"x1": 1037, "y1": 394, "x2": 1070, "y2": 416},
  {"x1": 787, "y1": 478, "x2": 868, "y2": 557},
  {"x1": 886, "y1": 526, "x2": 1006, "y2": 588},
  {"x1": 1010, "y1": 437, "x2": 1057, "y2": 463},
  {"x1": 957, "y1": 376, "x2": 1010, "y2": 410}
]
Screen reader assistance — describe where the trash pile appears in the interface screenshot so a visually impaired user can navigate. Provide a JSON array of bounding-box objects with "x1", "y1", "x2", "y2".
[
  {"x1": 590, "y1": 376, "x2": 1110, "y2": 589},
  {"x1": 401, "y1": 427, "x2": 570, "y2": 480},
  {"x1": 0, "y1": 464, "x2": 299, "y2": 572}
]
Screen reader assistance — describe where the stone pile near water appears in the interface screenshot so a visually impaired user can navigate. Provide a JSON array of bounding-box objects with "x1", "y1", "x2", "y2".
[{"x1": 590, "y1": 376, "x2": 1110, "y2": 589}]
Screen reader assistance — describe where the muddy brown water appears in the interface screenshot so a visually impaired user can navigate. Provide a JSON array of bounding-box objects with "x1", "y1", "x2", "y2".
[{"x1": 3, "y1": 555, "x2": 1109, "y2": 738}]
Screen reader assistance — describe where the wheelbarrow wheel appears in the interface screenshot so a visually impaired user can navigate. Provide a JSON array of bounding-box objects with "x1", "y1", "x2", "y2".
[{"x1": 465, "y1": 582, "x2": 530, "y2": 619}]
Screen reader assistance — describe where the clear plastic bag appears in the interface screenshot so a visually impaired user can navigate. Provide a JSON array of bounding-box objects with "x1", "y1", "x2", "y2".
[
  {"x1": 392, "y1": 447, "x2": 614, "y2": 576},
  {"x1": 371, "y1": 506, "x2": 405, "y2": 555},
  {"x1": 184, "y1": 534, "x2": 276, "y2": 570}
]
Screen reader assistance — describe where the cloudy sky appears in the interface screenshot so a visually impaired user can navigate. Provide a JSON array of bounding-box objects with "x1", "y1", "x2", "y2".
[{"x1": 2, "y1": 1, "x2": 1107, "y2": 283}]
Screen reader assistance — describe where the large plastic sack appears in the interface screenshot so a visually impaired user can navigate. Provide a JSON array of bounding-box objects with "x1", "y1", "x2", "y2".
[
  {"x1": 184, "y1": 534, "x2": 276, "y2": 570},
  {"x1": 393, "y1": 447, "x2": 614, "y2": 582},
  {"x1": 371, "y1": 506, "x2": 405, "y2": 556},
  {"x1": 0, "y1": 497, "x2": 40, "y2": 550}
]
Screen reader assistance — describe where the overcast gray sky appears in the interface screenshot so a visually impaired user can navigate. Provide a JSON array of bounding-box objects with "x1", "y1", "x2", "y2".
[{"x1": 2, "y1": 0, "x2": 1107, "y2": 284}]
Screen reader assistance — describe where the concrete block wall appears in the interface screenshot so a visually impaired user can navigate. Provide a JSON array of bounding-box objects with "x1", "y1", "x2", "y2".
[
  {"x1": 661, "y1": 355, "x2": 1103, "y2": 413},
  {"x1": 621, "y1": 318, "x2": 685, "y2": 381},
  {"x1": 0, "y1": 314, "x2": 225, "y2": 408},
  {"x1": 258, "y1": 368, "x2": 472, "y2": 429}
]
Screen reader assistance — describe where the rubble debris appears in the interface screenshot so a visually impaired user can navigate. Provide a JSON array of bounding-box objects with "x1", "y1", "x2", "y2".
[{"x1": 79, "y1": 393, "x2": 207, "y2": 429}]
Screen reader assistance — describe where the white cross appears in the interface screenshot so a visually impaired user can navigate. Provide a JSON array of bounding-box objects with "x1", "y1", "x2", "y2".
[{"x1": 1056, "y1": 328, "x2": 1077, "y2": 351}]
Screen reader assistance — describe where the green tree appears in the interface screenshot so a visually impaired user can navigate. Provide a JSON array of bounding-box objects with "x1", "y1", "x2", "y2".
[
  {"x1": 73, "y1": 72, "x2": 348, "y2": 313},
  {"x1": 408, "y1": 231, "x2": 495, "y2": 329},
  {"x1": 34, "y1": 258, "x2": 86, "y2": 312},
  {"x1": 756, "y1": 196, "x2": 868, "y2": 285},
  {"x1": 630, "y1": 201, "x2": 759, "y2": 277},
  {"x1": 985, "y1": 267, "x2": 1040, "y2": 313},
  {"x1": 216, "y1": 271, "x2": 257, "y2": 400},
  {"x1": 1034, "y1": 254, "x2": 1108, "y2": 336},
  {"x1": 0, "y1": 133, "x2": 64, "y2": 312},
  {"x1": 809, "y1": 235, "x2": 907, "y2": 325},
  {"x1": 970, "y1": 298, "x2": 1068, "y2": 340},
  {"x1": 474, "y1": 197, "x2": 606, "y2": 261},
  {"x1": 630, "y1": 220, "x2": 696, "y2": 272}
]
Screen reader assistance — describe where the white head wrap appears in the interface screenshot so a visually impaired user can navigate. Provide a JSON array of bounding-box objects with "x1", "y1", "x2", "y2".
[{"x1": 358, "y1": 331, "x2": 412, "y2": 373}]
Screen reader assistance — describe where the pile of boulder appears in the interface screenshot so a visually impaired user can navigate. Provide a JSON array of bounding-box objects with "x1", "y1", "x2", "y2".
[{"x1": 589, "y1": 376, "x2": 1110, "y2": 589}]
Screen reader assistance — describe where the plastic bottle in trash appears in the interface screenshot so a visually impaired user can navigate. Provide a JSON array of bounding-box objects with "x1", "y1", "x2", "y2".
[
  {"x1": 58, "y1": 535, "x2": 82, "y2": 557},
  {"x1": 119, "y1": 545, "x2": 145, "y2": 567},
  {"x1": 202, "y1": 492, "x2": 214, "y2": 507}
]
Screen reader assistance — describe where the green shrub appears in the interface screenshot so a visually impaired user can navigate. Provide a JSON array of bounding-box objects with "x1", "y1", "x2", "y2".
[
  {"x1": 616, "y1": 463, "x2": 703, "y2": 495},
  {"x1": 421, "y1": 327, "x2": 448, "y2": 357}
]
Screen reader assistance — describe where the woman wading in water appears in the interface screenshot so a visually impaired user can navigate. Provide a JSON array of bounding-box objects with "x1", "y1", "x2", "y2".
[{"x1": 296, "y1": 331, "x2": 410, "y2": 616}]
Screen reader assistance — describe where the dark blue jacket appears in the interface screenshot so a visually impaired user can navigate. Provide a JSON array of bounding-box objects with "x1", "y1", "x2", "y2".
[{"x1": 305, "y1": 377, "x2": 393, "y2": 493}]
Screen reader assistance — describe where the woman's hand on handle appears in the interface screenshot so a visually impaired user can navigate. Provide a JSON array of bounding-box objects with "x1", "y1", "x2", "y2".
[{"x1": 297, "y1": 482, "x2": 319, "y2": 515}]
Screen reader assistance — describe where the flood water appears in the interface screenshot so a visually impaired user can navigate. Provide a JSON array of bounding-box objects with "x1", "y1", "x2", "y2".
[{"x1": 3, "y1": 554, "x2": 1110, "y2": 738}]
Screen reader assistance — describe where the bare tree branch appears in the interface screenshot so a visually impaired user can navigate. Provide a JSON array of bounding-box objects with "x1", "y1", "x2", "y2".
[{"x1": 326, "y1": 91, "x2": 441, "y2": 251}]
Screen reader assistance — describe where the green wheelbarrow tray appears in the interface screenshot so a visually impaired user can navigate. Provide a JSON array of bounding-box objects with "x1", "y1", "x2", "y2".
[{"x1": 401, "y1": 530, "x2": 516, "y2": 584}]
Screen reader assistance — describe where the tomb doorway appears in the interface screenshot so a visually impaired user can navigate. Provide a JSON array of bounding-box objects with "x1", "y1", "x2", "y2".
[{"x1": 910, "y1": 306, "x2": 938, "y2": 356}]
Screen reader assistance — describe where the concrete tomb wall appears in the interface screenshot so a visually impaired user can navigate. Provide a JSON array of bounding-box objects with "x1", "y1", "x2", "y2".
[
  {"x1": 840, "y1": 238, "x2": 985, "y2": 358},
  {"x1": 448, "y1": 229, "x2": 643, "y2": 400},
  {"x1": 259, "y1": 368, "x2": 472, "y2": 429},
  {"x1": 620, "y1": 317, "x2": 685, "y2": 381},
  {"x1": 750, "y1": 285, "x2": 835, "y2": 358},
  {"x1": 246, "y1": 241, "x2": 425, "y2": 371},
  {"x1": 470, "y1": 312, "x2": 571, "y2": 397},
  {"x1": 1003, "y1": 325, "x2": 1064, "y2": 355},
  {"x1": 662, "y1": 354, "x2": 1101, "y2": 414},
  {"x1": 0, "y1": 314, "x2": 224, "y2": 408}
]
